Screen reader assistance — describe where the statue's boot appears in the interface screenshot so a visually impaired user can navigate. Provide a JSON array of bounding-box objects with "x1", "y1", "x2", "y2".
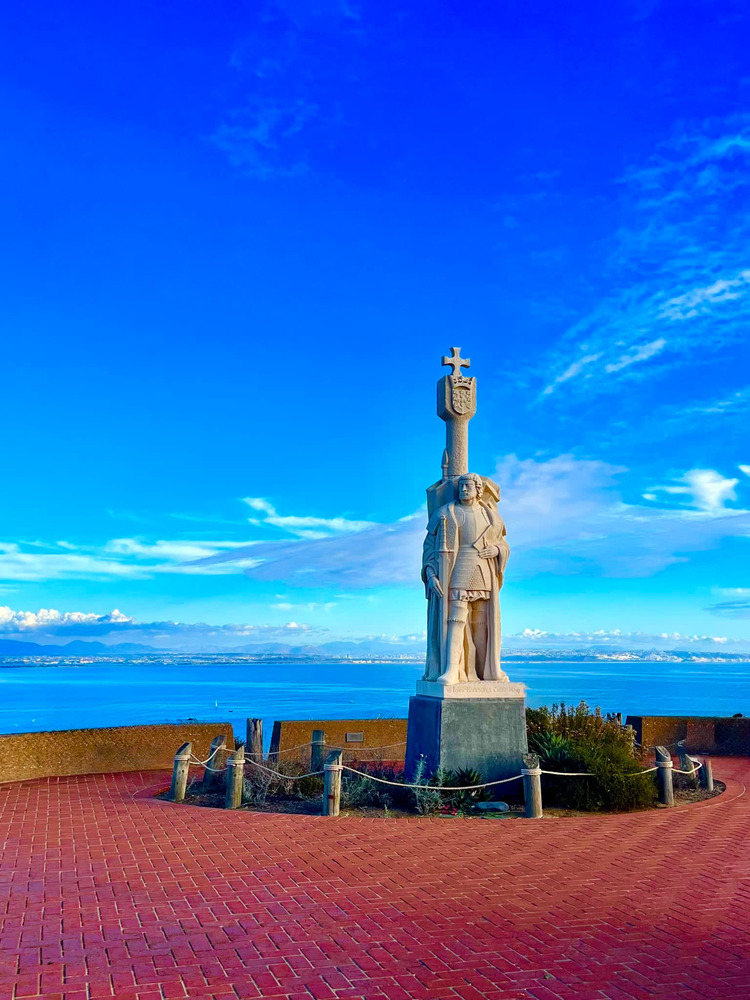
[{"x1": 438, "y1": 602, "x2": 468, "y2": 685}]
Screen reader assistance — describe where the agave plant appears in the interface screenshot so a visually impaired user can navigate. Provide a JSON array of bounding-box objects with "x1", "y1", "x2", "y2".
[
  {"x1": 527, "y1": 731, "x2": 576, "y2": 766},
  {"x1": 442, "y1": 767, "x2": 492, "y2": 810}
]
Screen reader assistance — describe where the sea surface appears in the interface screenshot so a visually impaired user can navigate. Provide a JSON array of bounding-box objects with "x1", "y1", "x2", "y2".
[{"x1": 2, "y1": 659, "x2": 748, "y2": 744}]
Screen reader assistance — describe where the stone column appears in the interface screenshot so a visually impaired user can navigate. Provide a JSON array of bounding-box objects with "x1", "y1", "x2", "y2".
[{"x1": 437, "y1": 371, "x2": 476, "y2": 478}]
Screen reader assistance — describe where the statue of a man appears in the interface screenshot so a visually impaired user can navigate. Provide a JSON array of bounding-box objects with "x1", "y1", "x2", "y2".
[{"x1": 422, "y1": 473, "x2": 510, "y2": 684}]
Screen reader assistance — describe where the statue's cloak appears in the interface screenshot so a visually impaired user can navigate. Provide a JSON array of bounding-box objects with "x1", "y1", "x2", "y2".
[{"x1": 421, "y1": 500, "x2": 510, "y2": 682}]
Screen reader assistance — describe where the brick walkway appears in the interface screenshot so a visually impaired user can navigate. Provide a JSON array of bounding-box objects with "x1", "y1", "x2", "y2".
[{"x1": 1, "y1": 761, "x2": 749, "y2": 1000}]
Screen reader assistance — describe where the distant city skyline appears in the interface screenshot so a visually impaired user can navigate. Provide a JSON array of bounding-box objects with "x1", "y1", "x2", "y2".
[{"x1": 1, "y1": 1, "x2": 748, "y2": 651}]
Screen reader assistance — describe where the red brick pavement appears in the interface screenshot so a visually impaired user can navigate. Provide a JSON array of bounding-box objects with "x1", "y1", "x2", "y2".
[{"x1": 1, "y1": 760, "x2": 749, "y2": 1000}]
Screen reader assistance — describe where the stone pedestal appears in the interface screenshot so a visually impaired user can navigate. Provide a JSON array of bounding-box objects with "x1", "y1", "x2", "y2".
[{"x1": 404, "y1": 682, "x2": 528, "y2": 782}]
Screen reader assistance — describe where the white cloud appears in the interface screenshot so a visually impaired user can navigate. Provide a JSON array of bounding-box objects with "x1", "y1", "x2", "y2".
[
  {"x1": 0, "y1": 606, "x2": 321, "y2": 643},
  {"x1": 604, "y1": 338, "x2": 666, "y2": 373},
  {"x1": 106, "y1": 538, "x2": 251, "y2": 560},
  {"x1": 0, "y1": 607, "x2": 134, "y2": 633},
  {"x1": 646, "y1": 469, "x2": 740, "y2": 513},
  {"x1": 0, "y1": 538, "x2": 260, "y2": 582},
  {"x1": 740, "y1": 465, "x2": 750, "y2": 477},
  {"x1": 0, "y1": 543, "x2": 151, "y2": 582},
  {"x1": 511, "y1": 627, "x2": 733, "y2": 648},
  {"x1": 242, "y1": 496, "x2": 377, "y2": 539},
  {"x1": 271, "y1": 601, "x2": 336, "y2": 612},
  {"x1": 1, "y1": 601, "x2": 746, "y2": 650},
  {"x1": 243, "y1": 497, "x2": 278, "y2": 517},
  {"x1": 659, "y1": 271, "x2": 750, "y2": 320},
  {"x1": 542, "y1": 353, "x2": 601, "y2": 395}
]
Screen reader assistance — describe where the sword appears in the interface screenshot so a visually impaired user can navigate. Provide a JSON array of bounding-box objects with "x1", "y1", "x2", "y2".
[{"x1": 438, "y1": 512, "x2": 449, "y2": 674}]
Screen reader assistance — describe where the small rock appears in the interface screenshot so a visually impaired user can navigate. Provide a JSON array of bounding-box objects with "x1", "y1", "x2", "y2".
[{"x1": 475, "y1": 801, "x2": 509, "y2": 812}]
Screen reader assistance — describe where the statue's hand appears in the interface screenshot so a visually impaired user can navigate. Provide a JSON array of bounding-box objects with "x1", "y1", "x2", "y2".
[
  {"x1": 479, "y1": 544, "x2": 499, "y2": 559},
  {"x1": 427, "y1": 573, "x2": 444, "y2": 598}
]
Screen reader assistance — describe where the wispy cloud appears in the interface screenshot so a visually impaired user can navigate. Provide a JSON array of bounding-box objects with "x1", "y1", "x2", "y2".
[
  {"x1": 210, "y1": 98, "x2": 316, "y2": 178},
  {"x1": 541, "y1": 113, "x2": 750, "y2": 397},
  {"x1": 193, "y1": 454, "x2": 750, "y2": 585},
  {"x1": 242, "y1": 497, "x2": 377, "y2": 539},
  {"x1": 0, "y1": 605, "x2": 318, "y2": 642},
  {"x1": 705, "y1": 600, "x2": 750, "y2": 619},
  {"x1": 671, "y1": 387, "x2": 750, "y2": 420},
  {"x1": 604, "y1": 339, "x2": 666, "y2": 374},
  {"x1": 210, "y1": 2, "x2": 367, "y2": 179},
  {"x1": 0, "y1": 538, "x2": 260, "y2": 582},
  {"x1": 5, "y1": 457, "x2": 748, "y2": 586}
]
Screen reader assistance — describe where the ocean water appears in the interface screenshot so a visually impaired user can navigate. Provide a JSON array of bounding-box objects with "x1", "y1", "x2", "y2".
[{"x1": 1, "y1": 659, "x2": 748, "y2": 743}]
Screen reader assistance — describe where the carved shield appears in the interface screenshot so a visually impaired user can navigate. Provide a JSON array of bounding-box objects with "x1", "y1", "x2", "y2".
[{"x1": 452, "y1": 386, "x2": 472, "y2": 414}]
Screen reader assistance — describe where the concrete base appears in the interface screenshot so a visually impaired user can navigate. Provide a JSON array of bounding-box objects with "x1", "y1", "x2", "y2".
[
  {"x1": 415, "y1": 680, "x2": 526, "y2": 699},
  {"x1": 404, "y1": 693, "x2": 528, "y2": 783}
]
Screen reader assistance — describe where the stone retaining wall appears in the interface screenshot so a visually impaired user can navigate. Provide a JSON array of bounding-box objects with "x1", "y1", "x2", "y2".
[
  {"x1": 270, "y1": 718, "x2": 408, "y2": 762},
  {"x1": 0, "y1": 723, "x2": 235, "y2": 784},
  {"x1": 626, "y1": 715, "x2": 750, "y2": 754}
]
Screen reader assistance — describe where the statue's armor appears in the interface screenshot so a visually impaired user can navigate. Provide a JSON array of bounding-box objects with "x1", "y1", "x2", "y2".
[{"x1": 449, "y1": 504, "x2": 492, "y2": 594}]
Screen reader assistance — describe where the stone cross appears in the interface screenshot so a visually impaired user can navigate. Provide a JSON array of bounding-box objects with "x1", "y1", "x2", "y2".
[{"x1": 441, "y1": 347, "x2": 470, "y2": 378}]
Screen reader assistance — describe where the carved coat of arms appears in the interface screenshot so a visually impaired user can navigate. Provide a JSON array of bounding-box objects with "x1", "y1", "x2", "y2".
[{"x1": 451, "y1": 386, "x2": 472, "y2": 414}]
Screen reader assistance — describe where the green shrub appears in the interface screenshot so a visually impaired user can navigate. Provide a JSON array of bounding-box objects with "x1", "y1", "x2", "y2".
[
  {"x1": 341, "y1": 772, "x2": 392, "y2": 810},
  {"x1": 527, "y1": 702, "x2": 656, "y2": 812},
  {"x1": 242, "y1": 757, "x2": 323, "y2": 805},
  {"x1": 441, "y1": 767, "x2": 493, "y2": 811},
  {"x1": 410, "y1": 757, "x2": 445, "y2": 815}
]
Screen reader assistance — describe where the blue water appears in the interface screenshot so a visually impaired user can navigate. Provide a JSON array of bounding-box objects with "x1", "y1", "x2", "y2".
[{"x1": 2, "y1": 659, "x2": 748, "y2": 743}]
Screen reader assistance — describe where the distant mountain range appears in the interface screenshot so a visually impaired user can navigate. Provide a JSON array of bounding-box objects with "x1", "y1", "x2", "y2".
[
  {"x1": 0, "y1": 637, "x2": 423, "y2": 657},
  {"x1": 0, "y1": 636, "x2": 748, "y2": 661},
  {"x1": 0, "y1": 639, "x2": 157, "y2": 656}
]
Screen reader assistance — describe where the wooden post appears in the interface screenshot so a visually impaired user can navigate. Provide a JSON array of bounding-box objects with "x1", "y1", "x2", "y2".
[
  {"x1": 654, "y1": 746, "x2": 674, "y2": 807},
  {"x1": 202, "y1": 734, "x2": 227, "y2": 789},
  {"x1": 225, "y1": 745, "x2": 245, "y2": 809},
  {"x1": 247, "y1": 718, "x2": 263, "y2": 763},
  {"x1": 700, "y1": 756, "x2": 714, "y2": 792},
  {"x1": 311, "y1": 729, "x2": 326, "y2": 771},
  {"x1": 676, "y1": 741, "x2": 698, "y2": 789},
  {"x1": 170, "y1": 742, "x2": 192, "y2": 803},
  {"x1": 522, "y1": 752, "x2": 543, "y2": 820},
  {"x1": 323, "y1": 749, "x2": 343, "y2": 816}
]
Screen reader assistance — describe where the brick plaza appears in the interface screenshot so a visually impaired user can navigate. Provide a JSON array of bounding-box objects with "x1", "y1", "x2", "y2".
[{"x1": 1, "y1": 760, "x2": 749, "y2": 1000}]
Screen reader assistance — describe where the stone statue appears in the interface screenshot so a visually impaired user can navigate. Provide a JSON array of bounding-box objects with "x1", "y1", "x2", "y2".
[
  {"x1": 404, "y1": 347, "x2": 526, "y2": 783},
  {"x1": 421, "y1": 348, "x2": 510, "y2": 685},
  {"x1": 422, "y1": 472, "x2": 509, "y2": 684}
]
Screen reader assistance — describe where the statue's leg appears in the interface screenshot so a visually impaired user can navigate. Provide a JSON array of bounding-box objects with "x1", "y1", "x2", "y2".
[
  {"x1": 471, "y1": 600, "x2": 489, "y2": 680},
  {"x1": 439, "y1": 599, "x2": 467, "y2": 685}
]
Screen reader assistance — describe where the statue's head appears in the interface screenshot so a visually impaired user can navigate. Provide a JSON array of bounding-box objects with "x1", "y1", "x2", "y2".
[{"x1": 457, "y1": 473, "x2": 484, "y2": 503}]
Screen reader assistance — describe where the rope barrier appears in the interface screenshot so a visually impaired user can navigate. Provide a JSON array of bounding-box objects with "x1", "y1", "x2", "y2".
[
  {"x1": 190, "y1": 746, "x2": 228, "y2": 766},
  {"x1": 673, "y1": 761, "x2": 703, "y2": 775},
  {"x1": 243, "y1": 757, "x2": 324, "y2": 781},
  {"x1": 539, "y1": 770, "x2": 594, "y2": 777},
  {"x1": 341, "y1": 765, "x2": 523, "y2": 791},
  {"x1": 190, "y1": 754, "x2": 696, "y2": 788},
  {"x1": 190, "y1": 756, "x2": 226, "y2": 772},
  {"x1": 178, "y1": 742, "x2": 706, "y2": 795},
  {"x1": 326, "y1": 740, "x2": 408, "y2": 753},
  {"x1": 270, "y1": 739, "x2": 409, "y2": 756},
  {"x1": 268, "y1": 741, "x2": 320, "y2": 756}
]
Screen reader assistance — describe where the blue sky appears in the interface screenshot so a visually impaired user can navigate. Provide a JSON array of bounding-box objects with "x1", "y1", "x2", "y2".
[{"x1": 1, "y1": 0, "x2": 749, "y2": 651}]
